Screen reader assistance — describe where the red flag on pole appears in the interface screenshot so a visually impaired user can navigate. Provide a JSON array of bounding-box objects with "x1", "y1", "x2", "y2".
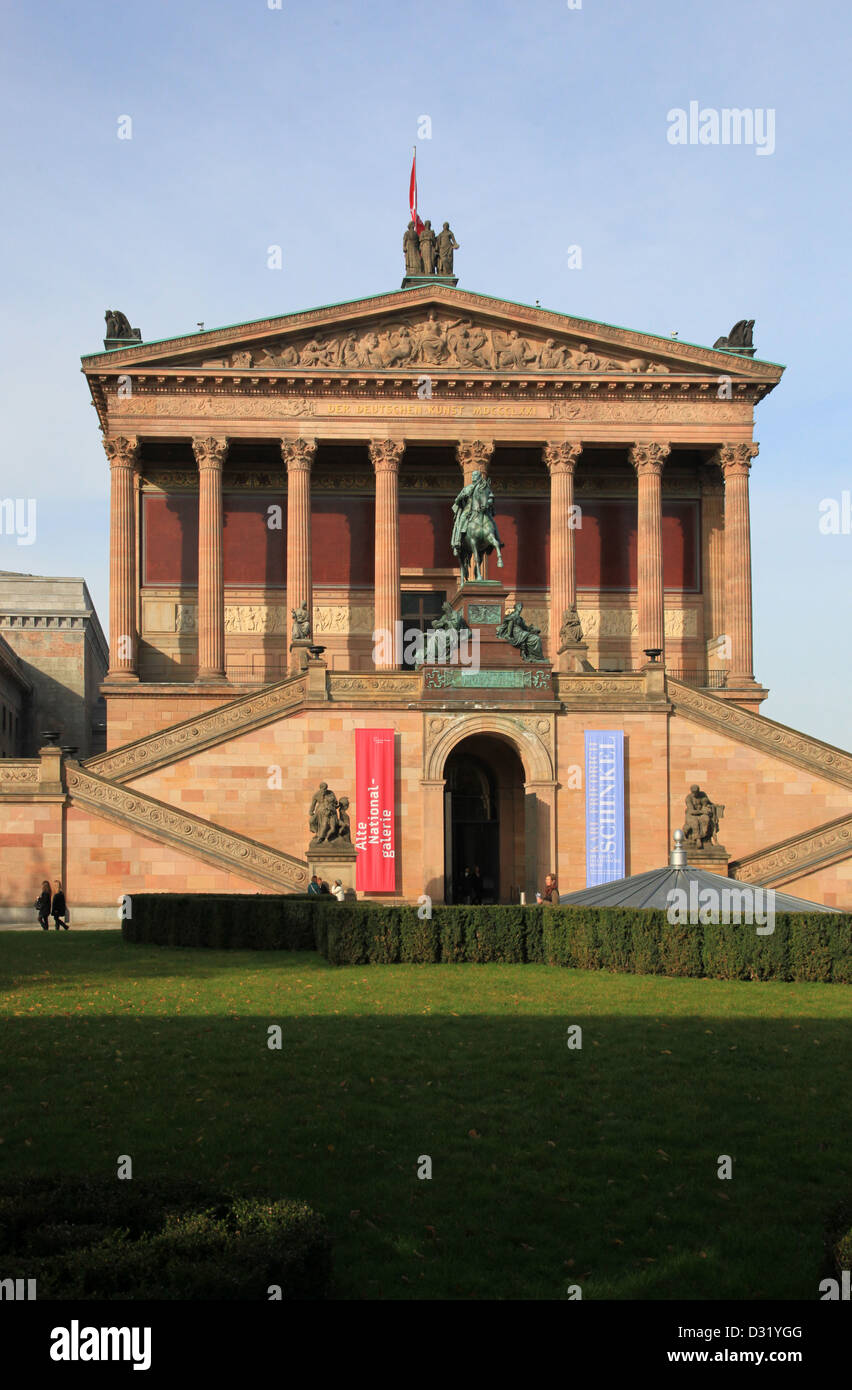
[{"x1": 409, "y1": 148, "x2": 424, "y2": 235}]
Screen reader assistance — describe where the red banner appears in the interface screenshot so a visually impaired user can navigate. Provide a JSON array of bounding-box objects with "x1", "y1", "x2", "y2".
[{"x1": 355, "y1": 729, "x2": 396, "y2": 891}]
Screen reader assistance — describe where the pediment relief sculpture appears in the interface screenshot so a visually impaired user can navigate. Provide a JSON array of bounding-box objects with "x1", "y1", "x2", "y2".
[{"x1": 215, "y1": 312, "x2": 677, "y2": 376}]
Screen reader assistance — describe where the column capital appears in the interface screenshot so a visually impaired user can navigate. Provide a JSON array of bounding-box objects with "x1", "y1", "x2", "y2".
[
  {"x1": 103, "y1": 434, "x2": 139, "y2": 469},
  {"x1": 192, "y1": 436, "x2": 229, "y2": 470},
  {"x1": 281, "y1": 437, "x2": 317, "y2": 472},
  {"x1": 369, "y1": 438, "x2": 405, "y2": 473},
  {"x1": 715, "y1": 442, "x2": 759, "y2": 478},
  {"x1": 456, "y1": 440, "x2": 494, "y2": 477},
  {"x1": 544, "y1": 441, "x2": 583, "y2": 475},
  {"x1": 630, "y1": 442, "x2": 671, "y2": 477}
]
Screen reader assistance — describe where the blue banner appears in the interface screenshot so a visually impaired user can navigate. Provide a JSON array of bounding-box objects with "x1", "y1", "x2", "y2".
[{"x1": 585, "y1": 731, "x2": 625, "y2": 887}]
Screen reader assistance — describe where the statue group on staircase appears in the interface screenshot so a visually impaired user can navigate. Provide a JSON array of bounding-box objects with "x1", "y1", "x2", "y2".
[
  {"x1": 682, "y1": 785, "x2": 721, "y2": 848},
  {"x1": 309, "y1": 783, "x2": 351, "y2": 846}
]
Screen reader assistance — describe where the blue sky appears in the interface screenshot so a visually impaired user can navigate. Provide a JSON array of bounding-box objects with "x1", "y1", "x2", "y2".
[{"x1": 0, "y1": 0, "x2": 849, "y2": 743}]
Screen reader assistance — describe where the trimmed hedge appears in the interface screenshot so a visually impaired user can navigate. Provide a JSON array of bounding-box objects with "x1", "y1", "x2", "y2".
[
  {"x1": 321, "y1": 904, "x2": 851, "y2": 980},
  {"x1": 122, "y1": 893, "x2": 316, "y2": 951},
  {"x1": 0, "y1": 1177, "x2": 331, "y2": 1300},
  {"x1": 122, "y1": 894, "x2": 851, "y2": 982},
  {"x1": 321, "y1": 904, "x2": 540, "y2": 965}
]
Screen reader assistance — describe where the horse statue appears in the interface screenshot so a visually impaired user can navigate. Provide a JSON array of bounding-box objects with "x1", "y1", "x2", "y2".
[{"x1": 451, "y1": 470, "x2": 504, "y2": 582}]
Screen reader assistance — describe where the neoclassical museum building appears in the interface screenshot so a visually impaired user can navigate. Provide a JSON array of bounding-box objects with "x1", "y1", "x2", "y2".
[{"x1": 1, "y1": 279, "x2": 850, "y2": 911}]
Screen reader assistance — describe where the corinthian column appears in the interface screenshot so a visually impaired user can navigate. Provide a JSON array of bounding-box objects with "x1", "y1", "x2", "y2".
[
  {"x1": 545, "y1": 440, "x2": 582, "y2": 659},
  {"x1": 281, "y1": 437, "x2": 316, "y2": 672},
  {"x1": 369, "y1": 439, "x2": 405, "y2": 669},
  {"x1": 457, "y1": 439, "x2": 494, "y2": 484},
  {"x1": 193, "y1": 436, "x2": 228, "y2": 683},
  {"x1": 104, "y1": 435, "x2": 140, "y2": 680},
  {"x1": 630, "y1": 442, "x2": 671, "y2": 659},
  {"x1": 716, "y1": 442, "x2": 759, "y2": 685}
]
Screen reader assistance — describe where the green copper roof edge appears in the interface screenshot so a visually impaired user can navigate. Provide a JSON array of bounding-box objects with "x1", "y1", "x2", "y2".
[{"x1": 80, "y1": 285, "x2": 785, "y2": 370}]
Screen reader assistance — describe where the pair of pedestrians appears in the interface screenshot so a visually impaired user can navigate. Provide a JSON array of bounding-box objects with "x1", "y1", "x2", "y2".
[{"x1": 35, "y1": 880, "x2": 69, "y2": 930}]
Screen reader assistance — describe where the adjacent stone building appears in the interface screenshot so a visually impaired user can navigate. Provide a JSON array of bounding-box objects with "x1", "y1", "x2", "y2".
[
  {"x1": 0, "y1": 283, "x2": 849, "y2": 913},
  {"x1": 0, "y1": 632, "x2": 30, "y2": 758},
  {"x1": 0, "y1": 573, "x2": 108, "y2": 757}
]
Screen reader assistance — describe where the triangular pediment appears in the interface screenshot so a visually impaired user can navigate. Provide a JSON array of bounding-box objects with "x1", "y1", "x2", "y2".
[{"x1": 82, "y1": 284, "x2": 783, "y2": 385}]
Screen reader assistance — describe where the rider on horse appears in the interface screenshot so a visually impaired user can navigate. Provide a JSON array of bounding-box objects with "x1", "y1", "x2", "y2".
[{"x1": 451, "y1": 470, "x2": 504, "y2": 581}]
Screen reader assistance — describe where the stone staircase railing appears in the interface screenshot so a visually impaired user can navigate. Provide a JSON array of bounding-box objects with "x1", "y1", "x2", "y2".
[
  {"x1": 667, "y1": 680, "x2": 852, "y2": 789},
  {"x1": 84, "y1": 674, "x2": 307, "y2": 783},
  {"x1": 65, "y1": 764, "x2": 309, "y2": 893},
  {"x1": 729, "y1": 812, "x2": 852, "y2": 887}
]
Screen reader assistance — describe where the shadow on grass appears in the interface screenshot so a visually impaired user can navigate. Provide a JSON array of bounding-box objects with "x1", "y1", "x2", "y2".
[
  {"x1": 0, "y1": 932, "x2": 330, "y2": 994},
  {"x1": 0, "y1": 1004, "x2": 849, "y2": 1300}
]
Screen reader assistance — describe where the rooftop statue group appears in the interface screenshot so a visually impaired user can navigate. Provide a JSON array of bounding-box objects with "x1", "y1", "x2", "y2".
[
  {"x1": 104, "y1": 309, "x2": 141, "y2": 341},
  {"x1": 404, "y1": 220, "x2": 459, "y2": 276}
]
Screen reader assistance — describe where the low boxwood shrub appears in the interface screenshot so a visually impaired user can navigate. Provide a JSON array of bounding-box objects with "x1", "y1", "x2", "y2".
[
  {"x1": 399, "y1": 905, "x2": 439, "y2": 963},
  {"x1": 788, "y1": 913, "x2": 846, "y2": 983},
  {"x1": 0, "y1": 1177, "x2": 330, "y2": 1300},
  {"x1": 123, "y1": 894, "x2": 316, "y2": 951}
]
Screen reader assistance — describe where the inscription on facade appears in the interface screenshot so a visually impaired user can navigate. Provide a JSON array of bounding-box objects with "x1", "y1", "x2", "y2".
[{"x1": 424, "y1": 667, "x2": 551, "y2": 689}]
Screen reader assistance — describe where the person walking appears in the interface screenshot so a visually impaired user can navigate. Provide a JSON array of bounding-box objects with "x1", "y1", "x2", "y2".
[
  {"x1": 307, "y1": 874, "x2": 321, "y2": 897},
  {"x1": 331, "y1": 879, "x2": 345, "y2": 902},
  {"x1": 50, "y1": 879, "x2": 69, "y2": 929},
  {"x1": 35, "y1": 880, "x2": 51, "y2": 930}
]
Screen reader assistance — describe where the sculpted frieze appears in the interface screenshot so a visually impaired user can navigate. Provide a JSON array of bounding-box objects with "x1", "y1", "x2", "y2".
[
  {"x1": 313, "y1": 606, "x2": 375, "y2": 635},
  {"x1": 215, "y1": 313, "x2": 677, "y2": 376},
  {"x1": 112, "y1": 389, "x2": 749, "y2": 426}
]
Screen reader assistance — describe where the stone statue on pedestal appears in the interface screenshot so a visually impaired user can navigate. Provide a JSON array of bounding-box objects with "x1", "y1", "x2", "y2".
[
  {"x1": 403, "y1": 222, "x2": 423, "y2": 276},
  {"x1": 419, "y1": 220, "x2": 437, "y2": 275},
  {"x1": 559, "y1": 605, "x2": 584, "y2": 646},
  {"x1": 336, "y1": 796, "x2": 351, "y2": 841},
  {"x1": 497, "y1": 603, "x2": 545, "y2": 662},
  {"x1": 291, "y1": 602, "x2": 311, "y2": 642},
  {"x1": 436, "y1": 222, "x2": 459, "y2": 275},
  {"x1": 309, "y1": 782, "x2": 340, "y2": 845},
  {"x1": 682, "y1": 785, "x2": 721, "y2": 848},
  {"x1": 451, "y1": 470, "x2": 504, "y2": 582},
  {"x1": 713, "y1": 319, "x2": 755, "y2": 352},
  {"x1": 433, "y1": 601, "x2": 468, "y2": 634},
  {"x1": 309, "y1": 784, "x2": 355, "y2": 846},
  {"x1": 104, "y1": 309, "x2": 141, "y2": 342}
]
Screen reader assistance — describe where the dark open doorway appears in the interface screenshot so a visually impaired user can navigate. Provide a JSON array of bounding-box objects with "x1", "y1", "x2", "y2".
[{"x1": 444, "y1": 735, "x2": 527, "y2": 904}]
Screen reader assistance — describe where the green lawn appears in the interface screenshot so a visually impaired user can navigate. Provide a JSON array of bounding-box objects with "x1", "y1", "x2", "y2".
[{"x1": 0, "y1": 931, "x2": 849, "y2": 1300}]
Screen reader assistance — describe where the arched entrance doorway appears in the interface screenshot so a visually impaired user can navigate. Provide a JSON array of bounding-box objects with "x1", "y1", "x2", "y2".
[{"x1": 444, "y1": 735, "x2": 526, "y2": 903}]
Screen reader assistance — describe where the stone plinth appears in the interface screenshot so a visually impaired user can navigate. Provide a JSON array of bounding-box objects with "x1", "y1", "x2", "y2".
[
  {"x1": 685, "y1": 845, "x2": 730, "y2": 871},
  {"x1": 401, "y1": 275, "x2": 458, "y2": 290},
  {"x1": 448, "y1": 581, "x2": 518, "y2": 668},
  {"x1": 420, "y1": 579, "x2": 552, "y2": 700},
  {"x1": 289, "y1": 639, "x2": 312, "y2": 672},
  {"x1": 305, "y1": 655, "x2": 328, "y2": 701},
  {"x1": 556, "y1": 641, "x2": 594, "y2": 674},
  {"x1": 307, "y1": 841, "x2": 358, "y2": 897}
]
